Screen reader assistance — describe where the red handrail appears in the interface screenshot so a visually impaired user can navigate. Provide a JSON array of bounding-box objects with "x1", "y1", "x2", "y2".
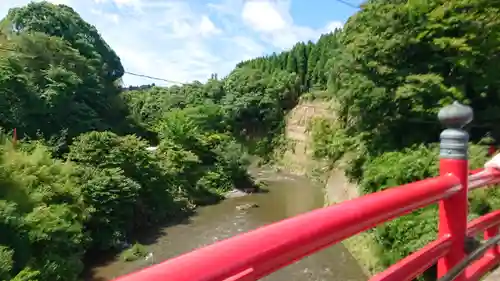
[
  {"x1": 115, "y1": 176, "x2": 460, "y2": 281},
  {"x1": 113, "y1": 102, "x2": 500, "y2": 281},
  {"x1": 113, "y1": 170, "x2": 500, "y2": 281},
  {"x1": 371, "y1": 235, "x2": 453, "y2": 281}
]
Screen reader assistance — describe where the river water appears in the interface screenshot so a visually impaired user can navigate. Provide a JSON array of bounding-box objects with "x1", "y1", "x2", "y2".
[{"x1": 87, "y1": 170, "x2": 367, "y2": 281}]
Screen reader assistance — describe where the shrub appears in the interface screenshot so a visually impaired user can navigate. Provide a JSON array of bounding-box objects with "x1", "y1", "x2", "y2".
[
  {"x1": 120, "y1": 243, "x2": 148, "y2": 262},
  {"x1": 68, "y1": 131, "x2": 186, "y2": 230},
  {"x1": 0, "y1": 143, "x2": 87, "y2": 281},
  {"x1": 361, "y1": 143, "x2": 499, "y2": 269}
]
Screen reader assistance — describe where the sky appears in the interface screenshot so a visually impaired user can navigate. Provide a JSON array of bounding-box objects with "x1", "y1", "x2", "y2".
[{"x1": 0, "y1": 0, "x2": 361, "y2": 86}]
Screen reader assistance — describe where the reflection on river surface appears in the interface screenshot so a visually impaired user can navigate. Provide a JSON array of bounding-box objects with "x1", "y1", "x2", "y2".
[{"x1": 87, "y1": 170, "x2": 367, "y2": 281}]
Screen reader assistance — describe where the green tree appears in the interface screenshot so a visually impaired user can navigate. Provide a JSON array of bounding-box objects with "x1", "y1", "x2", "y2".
[
  {"x1": 68, "y1": 131, "x2": 184, "y2": 228},
  {"x1": 328, "y1": 0, "x2": 500, "y2": 171},
  {"x1": 0, "y1": 143, "x2": 87, "y2": 281},
  {"x1": 1, "y1": 1, "x2": 124, "y2": 81}
]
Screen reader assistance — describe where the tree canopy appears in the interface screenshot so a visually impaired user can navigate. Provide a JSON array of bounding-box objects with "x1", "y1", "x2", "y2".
[
  {"x1": 308, "y1": 0, "x2": 500, "y2": 278},
  {"x1": 0, "y1": 1, "x2": 295, "y2": 279},
  {"x1": 329, "y1": 0, "x2": 500, "y2": 164}
]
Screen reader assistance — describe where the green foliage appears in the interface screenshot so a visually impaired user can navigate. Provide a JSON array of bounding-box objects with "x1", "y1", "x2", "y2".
[
  {"x1": 0, "y1": 1, "x2": 147, "y2": 145},
  {"x1": 0, "y1": 245, "x2": 14, "y2": 280},
  {"x1": 75, "y1": 166, "x2": 140, "y2": 250},
  {"x1": 236, "y1": 31, "x2": 341, "y2": 92},
  {"x1": 311, "y1": 118, "x2": 356, "y2": 163},
  {"x1": 120, "y1": 243, "x2": 147, "y2": 262},
  {"x1": 1, "y1": 1, "x2": 124, "y2": 81},
  {"x1": 0, "y1": 1, "x2": 273, "y2": 279},
  {"x1": 305, "y1": 1, "x2": 500, "y2": 276},
  {"x1": 124, "y1": 67, "x2": 302, "y2": 160},
  {"x1": 4, "y1": 0, "x2": 500, "y2": 279},
  {"x1": 299, "y1": 91, "x2": 332, "y2": 101},
  {"x1": 155, "y1": 111, "x2": 252, "y2": 202},
  {"x1": 221, "y1": 68, "x2": 300, "y2": 158},
  {"x1": 0, "y1": 143, "x2": 86, "y2": 281},
  {"x1": 360, "y1": 144, "x2": 438, "y2": 194},
  {"x1": 358, "y1": 144, "x2": 500, "y2": 272},
  {"x1": 68, "y1": 131, "x2": 185, "y2": 229},
  {"x1": 11, "y1": 267, "x2": 41, "y2": 281},
  {"x1": 326, "y1": 0, "x2": 500, "y2": 176},
  {"x1": 360, "y1": 145, "x2": 439, "y2": 267},
  {"x1": 0, "y1": 126, "x2": 252, "y2": 280}
]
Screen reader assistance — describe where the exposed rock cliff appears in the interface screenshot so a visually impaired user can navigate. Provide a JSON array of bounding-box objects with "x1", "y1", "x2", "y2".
[{"x1": 277, "y1": 99, "x2": 383, "y2": 276}]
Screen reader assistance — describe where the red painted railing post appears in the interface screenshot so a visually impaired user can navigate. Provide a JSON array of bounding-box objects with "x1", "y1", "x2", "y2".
[
  {"x1": 437, "y1": 101, "x2": 473, "y2": 280},
  {"x1": 484, "y1": 227, "x2": 500, "y2": 256}
]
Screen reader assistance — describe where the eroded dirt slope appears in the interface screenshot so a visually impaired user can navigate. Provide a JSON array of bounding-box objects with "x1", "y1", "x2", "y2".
[
  {"x1": 278, "y1": 100, "x2": 359, "y2": 201},
  {"x1": 278, "y1": 100, "x2": 378, "y2": 276},
  {"x1": 278, "y1": 100, "x2": 333, "y2": 176}
]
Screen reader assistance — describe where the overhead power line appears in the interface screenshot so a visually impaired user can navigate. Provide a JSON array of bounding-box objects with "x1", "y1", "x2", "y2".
[
  {"x1": 0, "y1": 45, "x2": 187, "y2": 85},
  {"x1": 3, "y1": 37, "x2": 500, "y2": 127},
  {"x1": 333, "y1": 0, "x2": 360, "y2": 9},
  {"x1": 124, "y1": 71, "x2": 186, "y2": 85}
]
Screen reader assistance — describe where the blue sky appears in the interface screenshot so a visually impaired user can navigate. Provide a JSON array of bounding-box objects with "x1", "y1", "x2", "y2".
[{"x1": 0, "y1": 0, "x2": 361, "y2": 86}]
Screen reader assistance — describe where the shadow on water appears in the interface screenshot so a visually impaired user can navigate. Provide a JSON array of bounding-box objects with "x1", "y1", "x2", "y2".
[
  {"x1": 86, "y1": 170, "x2": 368, "y2": 281},
  {"x1": 253, "y1": 187, "x2": 270, "y2": 193},
  {"x1": 134, "y1": 215, "x2": 193, "y2": 246},
  {"x1": 83, "y1": 214, "x2": 193, "y2": 280},
  {"x1": 85, "y1": 184, "x2": 266, "y2": 275}
]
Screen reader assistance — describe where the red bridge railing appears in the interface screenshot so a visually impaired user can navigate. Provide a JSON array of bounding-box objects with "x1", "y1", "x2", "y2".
[{"x1": 114, "y1": 102, "x2": 500, "y2": 281}]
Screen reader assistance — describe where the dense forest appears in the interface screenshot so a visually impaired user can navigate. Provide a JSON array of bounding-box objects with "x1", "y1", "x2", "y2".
[
  {"x1": 237, "y1": 0, "x2": 500, "y2": 278},
  {"x1": 0, "y1": 2, "x2": 305, "y2": 280},
  {"x1": 0, "y1": 0, "x2": 499, "y2": 280},
  {"x1": 307, "y1": 0, "x2": 500, "y2": 278}
]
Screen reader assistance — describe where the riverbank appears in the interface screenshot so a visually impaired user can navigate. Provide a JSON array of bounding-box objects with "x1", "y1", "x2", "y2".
[
  {"x1": 323, "y1": 168, "x2": 385, "y2": 276},
  {"x1": 83, "y1": 99, "x2": 377, "y2": 280},
  {"x1": 85, "y1": 170, "x2": 367, "y2": 281},
  {"x1": 82, "y1": 180, "x2": 260, "y2": 278}
]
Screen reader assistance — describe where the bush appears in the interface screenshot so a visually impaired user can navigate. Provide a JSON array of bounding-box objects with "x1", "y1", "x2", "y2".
[
  {"x1": 155, "y1": 114, "x2": 252, "y2": 202},
  {"x1": 0, "y1": 127, "x2": 254, "y2": 279},
  {"x1": 0, "y1": 143, "x2": 87, "y2": 281},
  {"x1": 361, "y1": 143, "x2": 500, "y2": 270},
  {"x1": 120, "y1": 243, "x2": 148, "y2": 262},
  {"x1": 0, "y1": 245, "x2": 14, "y2": 280},
  {"x1": 75, "y1": 166, "x2": 141, "y2": 250},
  {"x1": 68, "y1": 131, "x2": 187, "y2": 230}
]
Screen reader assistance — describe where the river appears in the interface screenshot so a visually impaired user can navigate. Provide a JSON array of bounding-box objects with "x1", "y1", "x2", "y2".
[{"x1": 86, "y1": 170, "x2": 367, "y2": 281}]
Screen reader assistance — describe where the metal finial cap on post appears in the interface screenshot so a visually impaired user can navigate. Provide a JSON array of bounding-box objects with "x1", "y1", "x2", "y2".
[
  {"x1": 438, "y1": 101, "x2": 473, "y2": 160},
  {"x1": 438, "y1": 101, "x2": 473, "y2": 129}
]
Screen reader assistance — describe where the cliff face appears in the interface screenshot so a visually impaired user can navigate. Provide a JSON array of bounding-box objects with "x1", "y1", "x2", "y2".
[
  {"x1": 278, "y1": 100, "x2": 358, "y2": 202},
  {"x1": 278, "y1": 100, "x2": 382, "y2": 276},
  {"x1": 278, "y1": 100, "x2": 333, "y2": 176}
]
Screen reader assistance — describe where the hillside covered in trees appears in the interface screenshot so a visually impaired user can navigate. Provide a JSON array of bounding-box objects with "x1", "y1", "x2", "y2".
[
  {"x1": 234, "y1": 0, "x2": 500, "y2": 278},
  {"x1": 0, "y1": 0, "x2": 500, "y2": 280},
  {"x1": 307, "y1": 0, "x2": 500, "y2": 277},
  {"x1": 0, "y1": 1, "x2": 306, "y2": 280}
]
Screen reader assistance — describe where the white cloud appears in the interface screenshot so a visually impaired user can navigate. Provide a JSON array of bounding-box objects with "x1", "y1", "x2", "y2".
[
  {"x1": 90, "y1": 8, "x2": 120, "y2": 23},
  {"x1": 0, "y1": 0, "x2": 345, "y2": 86},
  {"x1": 231, "y1": 36, "x2": 266, "y2": 59},
  {"x1": 242, "y1": 1, "x2": 287, "y2": 32},
  {"x1": 326, "y1": 21, "x2": 344, "y2": 31},
  {"x1": 241, "y1": 0, "x2": 343, "y2": 49},
  {"x1": 200, "y1": 15, "x2": 222, "y2": 36}
]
